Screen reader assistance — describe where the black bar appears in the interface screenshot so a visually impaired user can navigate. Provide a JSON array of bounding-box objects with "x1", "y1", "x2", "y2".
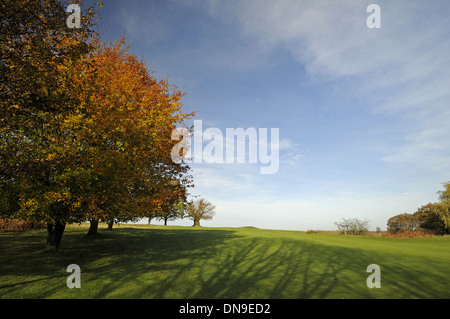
[{"x1": 2, "y1": 298, "x2": 444, "y2": 317}]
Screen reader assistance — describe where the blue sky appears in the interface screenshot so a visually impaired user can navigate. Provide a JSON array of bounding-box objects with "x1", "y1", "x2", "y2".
[{"x1": 95, "y1": 0, "x2": 450, "y2": 230}]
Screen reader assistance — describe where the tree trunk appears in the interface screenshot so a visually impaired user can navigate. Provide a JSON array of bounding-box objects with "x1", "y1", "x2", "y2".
[
  {"x1": 107, "y1": 220, "x2": 114, "y2": 231},
  {"x1": 164, "y1": 217, "x2": 168, "y2": 226},
  {"x1": 193, "y1": 217, "x2": 200, "y2": 227},
  {"x1": 148, "y1": 217, "x2": 152, "y2": 225},
  {"x1": 86, "y1": 219, "x2": 99, "y2": 236},
  {"x1": 46, "y1": 221, "x2": 66, "y2": 250}
]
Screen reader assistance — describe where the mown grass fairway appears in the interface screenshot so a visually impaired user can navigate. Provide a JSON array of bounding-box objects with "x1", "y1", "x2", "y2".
[{"x1": 1, "y1": 224, "x2": 449, "y2": 299}]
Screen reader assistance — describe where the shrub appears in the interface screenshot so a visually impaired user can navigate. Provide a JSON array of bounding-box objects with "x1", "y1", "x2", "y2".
[
  {"x1": 382, "y1": 229, "x2": 435, "y2": 238},
  {"x1": 0, "y1": 219, "x2": 46, "y2": 233},
  {"x1": 306, "y1": 230, "x2": 318, "y2": 234}
]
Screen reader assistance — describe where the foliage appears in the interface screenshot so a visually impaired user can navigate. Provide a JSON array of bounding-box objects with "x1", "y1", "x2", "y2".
[
  {"x1": 156, "y1": 198, "x2": 186, "y2": 225},
  {"x1": 0, "y1": 1, "x2": 195, "y2": 248},
  {"x1": 0, "y1": 219, "x2": 46, "y2": 233},
  {"x1": 386, "y1": 213, "x2": 419, "y2": 234},
  {"x1": 436, "y1": 202, "x2": 450, "y2": 234},
  {"x1": 334, "y1": 218, "x2": 369, "y2": 235},
  {"x1": 436, "y1": 182, "x2": 450, "y2": 234},
  {"x1": 412, "y1": 183, "x2": 450, "y2": 235},
  {"x1": 385, "y1": 183, "x2": 450, "y2": 236},
  {"x1": 0, "y1": 0, "x2": 102, "y2": 249},
  {"x1": 382, "y1": 229, "x2": 435, "y2": 238},
  {"x1": 437, "y1": 182, "x2": 450, "y2": 202},
  {"x1": 55, "y1": 39, "x2": 195, "y2": 229},
  {"x1": 414, "y1": 202, "x2": 448, "y2": 235}
]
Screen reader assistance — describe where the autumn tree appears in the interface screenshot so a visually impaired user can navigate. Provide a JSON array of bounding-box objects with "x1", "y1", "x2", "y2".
[
  {"x1": 185, "y1": 198, "x2": 216, "y2": 227},
  {"x1": 56, "y1": 39, "x2": 195, "y2": 238},
  {"x1": 0, "y1": 0, "x2": 101, "y2": 249},
  {"x1": 386, "y1": 213, "x2": 419, "y2": 234},
  {"x1": 1, "y1": 1, "x2": 195, "y2": 248}
]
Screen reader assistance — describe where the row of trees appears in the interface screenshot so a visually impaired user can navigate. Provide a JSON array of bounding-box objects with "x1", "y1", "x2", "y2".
[
  {"x1": 386, "y1": 183, "x2": 450, "y2": 235},
  {"x1": 0, "y1": 0, "x2": 197, "y2": 249}
]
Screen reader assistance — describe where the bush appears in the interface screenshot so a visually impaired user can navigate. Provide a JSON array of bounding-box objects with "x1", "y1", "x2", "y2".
[
  {"x1": 0, "y1": 219, "x2": 46, "y2": 233},
  {"x1": 306, "y1": 230, "x2": 318, "y2": 234},
  {"x1": 382, "y1": 229, "x2": 436, "y2": 238}
]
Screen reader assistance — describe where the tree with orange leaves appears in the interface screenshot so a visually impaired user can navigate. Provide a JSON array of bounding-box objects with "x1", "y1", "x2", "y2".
[
  {"x1": 1, "y1": 1, "x2": 195, "y2": 249},
  {"x1": 68, "y1": 39, "x2": 195, "y2": 236}
]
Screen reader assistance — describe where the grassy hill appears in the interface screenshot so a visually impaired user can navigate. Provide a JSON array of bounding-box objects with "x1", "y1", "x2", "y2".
[{"x1": 1, "y1": 224, "x2": 449, "y2": 299}]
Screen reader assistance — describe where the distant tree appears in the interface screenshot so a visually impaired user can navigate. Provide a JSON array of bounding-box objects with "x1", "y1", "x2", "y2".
[
  {"x1": 335, "y1": 218, "x2": 369, "y2": 235},
  {"x1": 386, "y1": 213, "x2": 419, "y2": 234},
  {"x1": 185, "y1": 198, "x2": 215, "y2": 227}
]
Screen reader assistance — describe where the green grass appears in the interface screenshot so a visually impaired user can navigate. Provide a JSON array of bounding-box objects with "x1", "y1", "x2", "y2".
[{"x1": 1, "y1": 224, "x2": 449, "y2": 299}]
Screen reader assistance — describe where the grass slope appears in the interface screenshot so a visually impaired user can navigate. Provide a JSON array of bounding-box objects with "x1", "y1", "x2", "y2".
[{"x1": 0, "y1": 224, "x2": 449, "y2": 299}]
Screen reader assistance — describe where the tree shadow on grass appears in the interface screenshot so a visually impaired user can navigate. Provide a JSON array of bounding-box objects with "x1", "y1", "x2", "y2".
[
  {"x1": 0, "y1": 226, "x2": 242, "y2": 298},
  {"x1": 1, "y1": 227, "x2": 449, "y2": 299},
  {"x1": 189, "y1": 237, "x2": 449, "y2": 299},
  {"x1": 80, "y1": 232, "x2": 450, "y2": 299},
  {"x1": 192, "y1": 238, "x2": 345, "y2": 299}
]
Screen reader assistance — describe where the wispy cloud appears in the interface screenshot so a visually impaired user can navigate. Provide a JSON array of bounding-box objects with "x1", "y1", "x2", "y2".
[{"x1": 199, "y1": 0, "x2": 450, "y2": 174}]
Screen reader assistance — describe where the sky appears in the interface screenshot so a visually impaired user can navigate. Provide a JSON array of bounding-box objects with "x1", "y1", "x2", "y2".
[{"x1": 93, "y1": 0, "x2": 450, "y2": 231}]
